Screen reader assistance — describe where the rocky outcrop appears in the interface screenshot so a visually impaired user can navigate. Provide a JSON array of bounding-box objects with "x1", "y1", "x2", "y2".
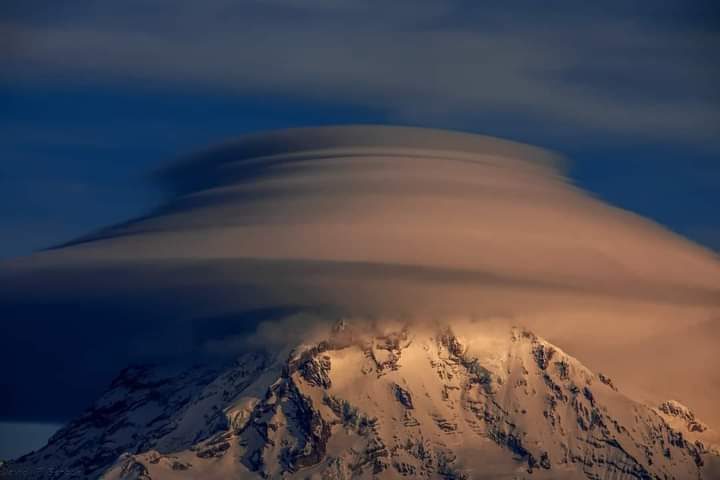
[{"x1": 659, "y1": 400, "x2": 708, "y2": 433}]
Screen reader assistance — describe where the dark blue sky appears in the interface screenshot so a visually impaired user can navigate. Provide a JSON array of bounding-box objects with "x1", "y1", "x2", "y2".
[{"x1": 1, "y1": 0, "x2": 719, "y2": 258}]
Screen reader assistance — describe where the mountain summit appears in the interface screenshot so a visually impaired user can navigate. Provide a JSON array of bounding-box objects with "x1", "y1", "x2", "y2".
[{"x1": 3, "y1": 323, "x2": 717, "y2": 479}]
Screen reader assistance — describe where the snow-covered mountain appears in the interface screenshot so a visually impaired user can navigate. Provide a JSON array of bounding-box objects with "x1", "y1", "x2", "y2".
[{"x1": 2, "y1": 323, "x2": 718, "y2": 480}]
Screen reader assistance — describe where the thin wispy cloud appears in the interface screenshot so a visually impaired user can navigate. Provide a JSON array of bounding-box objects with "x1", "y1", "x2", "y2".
[{"x1": 2, "y1": 0, "x2": 718, "y2": 145}]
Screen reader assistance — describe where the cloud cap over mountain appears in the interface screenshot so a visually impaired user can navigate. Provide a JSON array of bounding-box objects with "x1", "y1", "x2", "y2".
[{"x1": 1, "y1": 126, "x2": 718, "y2": 425}]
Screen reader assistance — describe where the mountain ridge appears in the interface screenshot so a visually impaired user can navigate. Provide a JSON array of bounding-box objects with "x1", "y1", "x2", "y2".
[{"x1": 2, "y1": 323, "x2": 718, "y2": 479}]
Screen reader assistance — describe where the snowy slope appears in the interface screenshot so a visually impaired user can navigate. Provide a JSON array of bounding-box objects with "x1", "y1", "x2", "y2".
[{"x1": 2, "y1": 323, "x2": 716, "y2": 480}]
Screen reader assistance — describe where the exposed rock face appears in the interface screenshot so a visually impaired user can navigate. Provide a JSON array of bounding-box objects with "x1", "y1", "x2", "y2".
[
  {"x1": 2, "y1": 324, "x2": 717, "y2": 480},
  {"x1": 659, "y1": 400, "x2": 708, "y2": 433}
]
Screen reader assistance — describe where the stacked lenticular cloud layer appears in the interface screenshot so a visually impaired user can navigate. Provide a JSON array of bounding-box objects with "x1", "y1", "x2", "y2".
[{"x1": 34, "y1": 126, "x2": 720, "y2": 301}]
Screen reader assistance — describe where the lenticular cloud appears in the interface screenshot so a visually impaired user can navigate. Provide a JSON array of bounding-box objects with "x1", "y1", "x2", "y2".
[
  {"x1": 1, "y1": 126, "x2": 719, "y2": 423},
  {"x1": 25, "y1": 126, "x2": 720, "y2": 303}
]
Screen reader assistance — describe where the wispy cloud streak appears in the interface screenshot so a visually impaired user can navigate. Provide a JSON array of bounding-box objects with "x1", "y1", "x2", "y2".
[{"x1": 2, "y1": 1, "x2": 719, "y2": 144}]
